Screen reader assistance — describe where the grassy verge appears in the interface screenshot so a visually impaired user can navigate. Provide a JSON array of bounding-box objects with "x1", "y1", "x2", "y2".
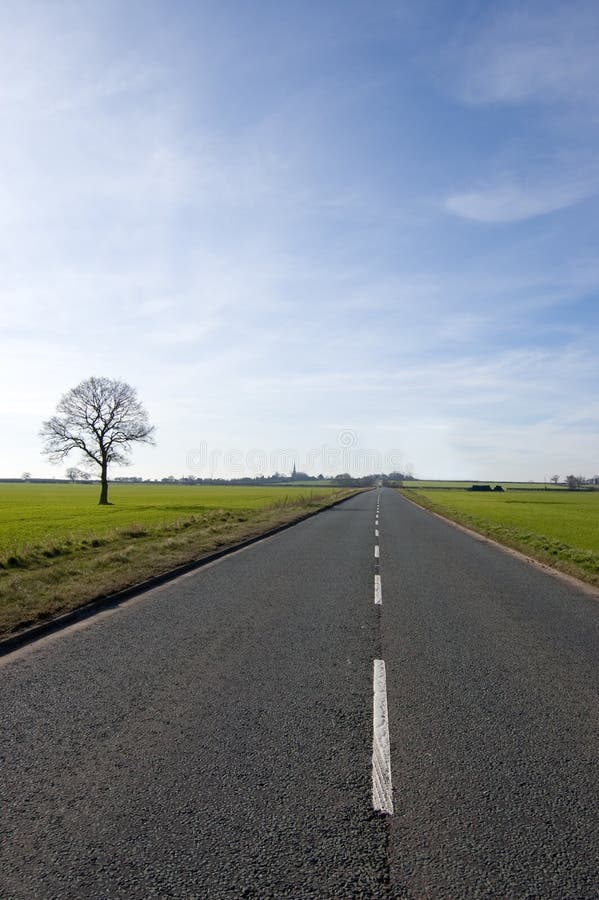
[
  {"x1": 401, "y1": 480, "x2": 567, "y2": 490},
  {"x1": 401, "y1": 489, "x2": 599, "y2": 589},
  {"x1": 0, "y1": 489, "x2": 357, "y2": 637}
]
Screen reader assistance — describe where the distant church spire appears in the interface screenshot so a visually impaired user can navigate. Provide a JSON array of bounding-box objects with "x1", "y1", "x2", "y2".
[{"x1": 292, "y1": 461, "x2": 297, "y2": 479}]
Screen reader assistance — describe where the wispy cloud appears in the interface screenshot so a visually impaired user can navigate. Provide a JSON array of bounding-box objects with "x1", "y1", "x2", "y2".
[
  {"x1": 2, "y1": 2, "x2": 598, "y2": 480},
  {"x1": 449, "y1": 2, "x2": 599, "y2": 107},
  {"x1": 445, "y1": 177, "x2": 596, "y2": 223},
  {"x1": 438, "y1": 3, "x2": 599, "y2": 225}
]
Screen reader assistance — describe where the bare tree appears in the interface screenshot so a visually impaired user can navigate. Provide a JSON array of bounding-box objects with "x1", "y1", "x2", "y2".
[
  {"x1": 41, "y1": 377, "x2": 155, "y2": 505},
  {"x1": 550, "y1": 474, "x2": 560, "y2": 484},
  {"x1": 65, "y1": 466, "x2": 91, "y2": 482}
]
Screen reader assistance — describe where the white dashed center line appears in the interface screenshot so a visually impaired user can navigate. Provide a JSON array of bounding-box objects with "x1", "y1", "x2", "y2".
[
  {"x1": 374, "y1": 545, "x2": 380, "y2": 558},
  {"x1": 374, "y1": 574, "x2": 382, "y2": 605},
  {"x1": 372, "y1": 659, "x2": 394, "y2": 814}
]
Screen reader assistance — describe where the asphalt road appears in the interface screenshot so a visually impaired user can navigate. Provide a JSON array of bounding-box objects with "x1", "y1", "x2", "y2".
[{"x1": 1, "y1": 488, "x2": 598, "y2": 898}]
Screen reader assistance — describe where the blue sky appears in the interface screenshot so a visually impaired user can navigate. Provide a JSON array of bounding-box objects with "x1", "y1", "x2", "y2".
[{"x1": 2, "y1": 0, "x2": 598, "y2": 479}]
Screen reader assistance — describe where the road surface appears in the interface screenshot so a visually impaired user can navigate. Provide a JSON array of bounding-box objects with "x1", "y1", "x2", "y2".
[{"x1": 1, "y1": 488, "x2": 598, "y2": 898}]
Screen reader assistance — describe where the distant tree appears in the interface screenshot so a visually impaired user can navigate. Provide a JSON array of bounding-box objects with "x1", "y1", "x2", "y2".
[
  {"x1": 66, "y1": 466, "x2": 83, "y2": 482},
  {"x1": 566, "y1": 474, "x2": 580, "y2": 489},
  {"x1": 41, "y1": 376, "x2": 155, "y2": 505},
  {"x1": 332, "y1": 473, "x2": 354, "y2": 486},
  {"x1": 550, "y1": 475, "x2": 560, "y2": 484},
  {"x1": 387, "y1": 471, "x2": 411, "y2": 483},
  {"x1": 21, "y1": 471, "x2": 31, "y2": 481}
]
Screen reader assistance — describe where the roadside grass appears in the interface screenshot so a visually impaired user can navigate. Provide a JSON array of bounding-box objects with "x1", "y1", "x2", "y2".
[
  {"x1": 401, "y1": 480, "x2": 567, "y2": 490},
  {"x1": 401, "y1": 489, "x2": 599, "y2": 587},
  {"x1": 0, "y1": 485, "x2": 355, "y2": 637},
  {"x1": 0, "y1": 483, "x2": 342, "y2": 554}
]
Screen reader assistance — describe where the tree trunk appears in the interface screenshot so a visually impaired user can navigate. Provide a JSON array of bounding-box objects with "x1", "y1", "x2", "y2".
[{"x1": 98, "y1": 461, "x2": 109, "y2": 505}]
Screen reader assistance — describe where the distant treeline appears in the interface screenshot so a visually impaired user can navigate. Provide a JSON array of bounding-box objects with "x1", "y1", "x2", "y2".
[{"x1": 4, "y1": 471, "x2": 416, "y2": 488}]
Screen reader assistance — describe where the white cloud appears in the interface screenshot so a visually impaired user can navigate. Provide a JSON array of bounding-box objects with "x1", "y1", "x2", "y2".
[
  {"x1": 440, "y1": 5, "x2": 599, "y2": 223},
  {"x1": 445, "y1": 179, "x2": 595, "y2": 223},
  {"x1": 450, "y1": 3, "x2": 599, "y2": 107},
  {"x1": 1, "y1": 2, "x2": 598, "y2": 482}
]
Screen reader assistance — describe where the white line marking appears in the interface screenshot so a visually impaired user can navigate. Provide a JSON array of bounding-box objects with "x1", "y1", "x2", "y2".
[
  {"x1": 374, "y1": 574, "x2": 382, "y2": 605},
  {"x1": 375, "y1": 528, "x2": 379, "y2": 537},
  {"x1": 374, "y1": 545, "x2": 380, "y2": 558},
  {"x1": 375, "y1": 519, "x2": 379, "y2": 526},
  {"x1": 372, "y1": 659, "x2": 393, "y2": 814}
]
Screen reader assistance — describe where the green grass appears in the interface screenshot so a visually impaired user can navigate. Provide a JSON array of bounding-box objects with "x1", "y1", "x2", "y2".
[
  {"x1": 0, "y1": 483, "x2": 341, "y2": 559},
  {"x1": 0, "y1": 483, "x2": 354, "y2": 636},
  {"x1": 402, "y1": 488, "x2": 599, "y2": 586},
  {"x1": 401, "y1": 480, "x2": 566, "y2": 490}
]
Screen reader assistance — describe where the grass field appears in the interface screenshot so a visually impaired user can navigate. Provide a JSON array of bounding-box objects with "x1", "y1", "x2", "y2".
[
  {"x1": 402, "y1": 488, "x2": 599, "y2": 587},
  {"x1": 0, "y1": 483, "x2": 336, "y2": 557},
  {"x1": 0, "y1": 483, "x2": 353, "y2": 637},
  {"x1": 401, "y1": 480, "x2": 567, "y2": 490}
]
